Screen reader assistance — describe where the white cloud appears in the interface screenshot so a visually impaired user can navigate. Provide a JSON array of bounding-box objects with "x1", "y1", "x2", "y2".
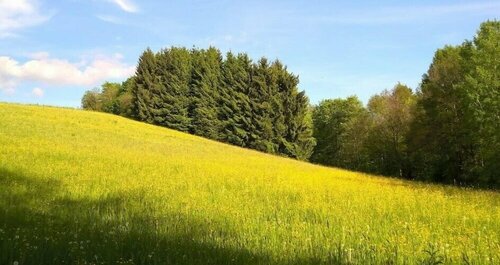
[
  {"x1": 0, "y1": 53, "x2": 135, "y2": 94},
  {"x1": 96, "y1": 14, "x2": 123, "y2": 24},
  {"x1": 0, "y1": 0, "x2": 51, "y2": 38},
  {"x1": 108, "y1": 0, "x2": 138, "y2": 13},
  {"x1": 31, "y1": 87, "x2": 44, "y2": 97}
]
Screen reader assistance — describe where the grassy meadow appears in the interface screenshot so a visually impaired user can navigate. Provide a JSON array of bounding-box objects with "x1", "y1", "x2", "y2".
[{"x1": 0, "y1": 103, "x2": 499, "y2": 264}]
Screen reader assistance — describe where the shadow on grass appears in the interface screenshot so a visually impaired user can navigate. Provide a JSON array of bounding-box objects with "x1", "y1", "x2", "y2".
[{"x1": 0, "y1": 168, "x2": 345, "y2": 265}]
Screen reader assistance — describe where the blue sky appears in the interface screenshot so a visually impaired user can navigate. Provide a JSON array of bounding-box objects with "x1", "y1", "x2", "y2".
[{"x1": 0, "y1": 0, "x2": 498, "y2": 107}]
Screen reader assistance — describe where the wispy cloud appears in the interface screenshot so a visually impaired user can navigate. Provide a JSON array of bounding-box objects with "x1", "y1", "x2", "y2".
[
  {"x1": 0, "y1": 0, "x2": 52, "y2": 38},
  {"x1": 316, "y1": 2, "x2": 500, "y2": 25},
  {"x1": 108, "y1": 0, "x2": 138, "y2": 13},
  {"x1": 96, "y1": 14, "x2": 124, "y2": 24},
  {"x1": 31, "y1": 87, "x2": 44, "y2": 97},
  {"x1": 0, "y1": 53, "x2": 135, "y2": 94}
]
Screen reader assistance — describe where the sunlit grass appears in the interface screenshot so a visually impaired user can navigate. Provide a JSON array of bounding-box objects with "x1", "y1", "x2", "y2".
[{"x1": 0, "y1": 103, "x2": 498, "y2": 264}]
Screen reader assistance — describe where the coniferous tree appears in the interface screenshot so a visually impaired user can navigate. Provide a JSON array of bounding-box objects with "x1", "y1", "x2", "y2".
[
  {"x1": 154, "y1": 47, "x2": 192, "y2": 132},
  {"x1": 268, "y1": 61, "x2": 287, "y2": 154},
  {"x1": 248, "y1": 58, "x2": 276, "y2": 153},
  {"x1": 219, "y1": 52, "x2": 253, "y2": 146},
  {"x1": 288, "y1": 91, "x2": 316, "y2": 160},
  {"x1": 273, "y1": 62, "x2": 315, "y2": 160},
  {"x1": 84, "y1": 46, "x2": 320, "y2": 162},
  {"x1": 189, "y1": 47, "x2": 223, "y2": 139},
  {"x1": 133, "y1": 48, "x2": 157, "y2": 123}
]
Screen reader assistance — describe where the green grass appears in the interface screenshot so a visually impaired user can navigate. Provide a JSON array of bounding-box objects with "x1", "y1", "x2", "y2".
[{"x1": 0, "y1": 103, "x2": 498, "y2": 264}]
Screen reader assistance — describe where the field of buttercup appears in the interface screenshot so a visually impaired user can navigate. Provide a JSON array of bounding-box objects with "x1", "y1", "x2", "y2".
[{"x1": 0, "y1": 103, "x2": 498, "y2": 264}]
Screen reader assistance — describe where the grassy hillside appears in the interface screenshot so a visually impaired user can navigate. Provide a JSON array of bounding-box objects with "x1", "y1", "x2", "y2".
[{"x1": 0, "y1": 103, "x2": 498, "y2": 264}]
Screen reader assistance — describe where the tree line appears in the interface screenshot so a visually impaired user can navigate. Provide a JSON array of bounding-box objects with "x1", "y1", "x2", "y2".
[
  {"x1": 82, "y1": 47, "x2": 316, "y2": 160},
  {"x1": 311, "y1": 21, "x2": 498, "y2": 187},
  {"x1": 83, "y1": 21, "x2": 498, "y2": 187}
]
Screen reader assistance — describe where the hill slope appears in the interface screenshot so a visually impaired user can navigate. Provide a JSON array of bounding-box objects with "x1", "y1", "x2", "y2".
[{"x1": 0, "y1": 103, "x2": 498, "y2": 264}]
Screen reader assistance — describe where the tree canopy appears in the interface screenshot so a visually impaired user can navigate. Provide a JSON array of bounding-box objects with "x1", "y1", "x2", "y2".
[
  {"x1": 82, "y1": 20, "x2": 499, "y2": 187},
  {"x1": 84, "y1": 47, "x2": 316, "y2": 160},
  {"x1": 309, "y1": 21, "x2": 499, "y2": 187}
]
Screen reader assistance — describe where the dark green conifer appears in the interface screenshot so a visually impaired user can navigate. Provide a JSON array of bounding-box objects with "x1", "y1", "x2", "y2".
[
  {"x1": 133, "y1": 48, "x2": 157, "y2": 123},
  {"x1": 154, "y1": 47, "x2": 192, "y2": 131},
  {"x1": 219, "y1": 52, "x2": 253, "y2": 146},
  {"x1": 248, "y1": 58, "x2": 276, "y2": 153},
  {"x1": 189, "y1": 47, "x2": 223, "y2": 139}
]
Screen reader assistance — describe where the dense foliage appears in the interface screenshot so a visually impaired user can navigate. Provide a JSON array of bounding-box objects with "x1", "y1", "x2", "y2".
[
  {"x1": 409, "y1": 20, "x2": 499, "y2": 186},
  {"x1": 310, "y1": 21, "x2": 499, "y2": 187},
  {"x1": 311, "y1": 84, "x2": 416, "y2": 178},
  {"x1": 83, "y1": 21, "x2": 498, "y2": 187},
  {"x1": 82, "y1": 47, "x2": 315, "y2": 160}
]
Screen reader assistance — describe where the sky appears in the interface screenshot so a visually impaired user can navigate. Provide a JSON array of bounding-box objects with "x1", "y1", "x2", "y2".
[{"x1": 0, "y1": 0, "x2": 498, "y2": 107}]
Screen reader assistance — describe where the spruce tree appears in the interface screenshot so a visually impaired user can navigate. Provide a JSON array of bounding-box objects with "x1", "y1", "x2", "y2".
[
  {"x1": 275, "y1": 64, "x2": 315, "y2": 160},
  {"x1": 189, "y1": 47, "x2": 223, "y2": 139},
  {"x1": 268, "y1": 61, "x2": 287, "y2": 153},
  {"x1": 154, "y1": 47, "x2": 192, "y2": 132},
  {"x1": 133, "y1": 48, "x2": 157, "y2": 123},
  {"x1": 103, "y1": 46, "x2": 316, "y2": 161},
  {"x1": 219, "y1": 52, "x2": 253, "y2": 146},
  {"x1": 292, "y1": 93, "x2": 316, "y2": 160},
  {"x1": 248, "y1": 58, "x2": 276, "y2": 153}
]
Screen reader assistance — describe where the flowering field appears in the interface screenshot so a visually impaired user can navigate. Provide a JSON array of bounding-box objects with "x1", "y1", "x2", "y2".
[{"x1": 0, "y1": 103, "x2": 498, "y2": 264}]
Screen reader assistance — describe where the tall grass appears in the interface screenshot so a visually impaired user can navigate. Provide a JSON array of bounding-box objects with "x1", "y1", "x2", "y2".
[{"x1": 0, "y1": 103, "x2": 498, "y2": 264}]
